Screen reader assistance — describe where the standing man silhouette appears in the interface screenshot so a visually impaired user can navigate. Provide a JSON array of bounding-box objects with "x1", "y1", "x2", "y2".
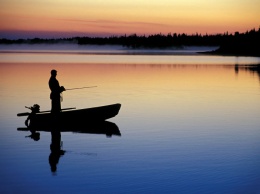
[{"x1": 49, "y1": 70, "x2": 65, "y2": 113}]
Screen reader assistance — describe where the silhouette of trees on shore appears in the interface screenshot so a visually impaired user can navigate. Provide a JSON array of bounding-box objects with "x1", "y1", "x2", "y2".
[
  {"x1": 1, "y1": 28, "x2": 259, "y2": 56},
  {"x1": 209, "y1": 28, "x2": 260, "y2": 56},
  {"x1": 77, "y1": 33, "x2": 223, "y2": 48},
  {"x1": 0, "y1": 37, "x2": 77, "y2": 44}
]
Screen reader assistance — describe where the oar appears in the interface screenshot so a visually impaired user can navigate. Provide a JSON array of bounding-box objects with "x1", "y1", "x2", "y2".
[
  {"x1": 17, "y1": 107, "x2": 76, "y2": 117},
  {"x1": 66, "y1": 86, "x2": 97, "y2": 91}
]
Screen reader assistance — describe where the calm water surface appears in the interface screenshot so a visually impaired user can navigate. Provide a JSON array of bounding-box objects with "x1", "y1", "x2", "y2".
[{"x1": 0, "y1": 48, "x2": 260, "y2": 194}]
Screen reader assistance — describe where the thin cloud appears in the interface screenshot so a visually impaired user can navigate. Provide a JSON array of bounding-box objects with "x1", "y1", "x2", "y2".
[{"x1": 58, "y1": 18, "x2": 171, "y2": 28}]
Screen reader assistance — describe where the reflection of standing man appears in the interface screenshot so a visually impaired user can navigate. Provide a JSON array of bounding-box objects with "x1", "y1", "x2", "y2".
[
  {"x1": 49, "y1": 70, "x2": 65, "y2": 113},
  {"x1": 49, "y1": 129, "x2": 65, "y2": 174}
]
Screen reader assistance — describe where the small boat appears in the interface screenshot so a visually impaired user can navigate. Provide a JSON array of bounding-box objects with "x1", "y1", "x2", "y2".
[{"x1": 17, "y1": 103, "x2": 121, "y2": 128}]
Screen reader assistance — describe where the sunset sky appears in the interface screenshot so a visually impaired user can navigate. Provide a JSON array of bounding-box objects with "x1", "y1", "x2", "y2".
[{"x1": 0, "y1": 0, "x2": 259, "y2": 39}]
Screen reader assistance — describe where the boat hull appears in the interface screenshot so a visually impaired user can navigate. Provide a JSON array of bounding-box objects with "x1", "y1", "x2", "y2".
[{"x1": 28, "y1": 103, "x2": 121, "y2": 128}]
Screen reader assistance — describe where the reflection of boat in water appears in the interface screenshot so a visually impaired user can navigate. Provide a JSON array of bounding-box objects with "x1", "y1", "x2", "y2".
[
  {"x1": 17, "y1": 121, "x2": 121, "y2": 137},
  {"x1": 17, "y1": 103, "x2": 121, "y2": 128},
  {"x1": 18, "y1": 120, "x2": 121, "y2": 174}
]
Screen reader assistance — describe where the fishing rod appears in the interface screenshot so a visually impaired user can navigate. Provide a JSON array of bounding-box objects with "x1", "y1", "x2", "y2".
[{"x1": 66, "y1": 86, "x2": 97, "y2": 91}]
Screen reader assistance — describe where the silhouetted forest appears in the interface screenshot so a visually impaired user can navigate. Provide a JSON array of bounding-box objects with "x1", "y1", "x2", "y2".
[
  {"x1": 1, "y1": 28, "x2": 259, "y2": 56},
  {"x1": 208, "y1": 29, "x2": 260, "y2": 56}
]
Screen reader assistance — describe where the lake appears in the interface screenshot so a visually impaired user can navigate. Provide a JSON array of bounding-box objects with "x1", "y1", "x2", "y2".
[{"x1": 0, "y1": 45, "x2": 260, "y2": 194}]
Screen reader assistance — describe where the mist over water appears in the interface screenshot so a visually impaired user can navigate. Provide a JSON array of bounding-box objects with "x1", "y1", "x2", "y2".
[
  {"x1": 1, "y1": 44, "x2": 260, "y2": 65},
  {"x1": 0, "y1": 43, "x2": 218, "y2": 54}
]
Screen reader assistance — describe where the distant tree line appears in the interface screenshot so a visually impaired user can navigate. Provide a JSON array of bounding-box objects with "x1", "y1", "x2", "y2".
[
  {"x1": 77, "y1": 28, "x2": 260, "y2": 51},
  {"x1": 0, "y1": 37, "x2": 76, "y2": 44},
  {"x1": 0, "y1": 28, "x2": 259, "y2": 56}
]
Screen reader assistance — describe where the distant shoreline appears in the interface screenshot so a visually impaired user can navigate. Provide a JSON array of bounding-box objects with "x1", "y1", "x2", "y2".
[
  {"x1": 0, "y1": 27, "x2": 259, "y2": 57},
  {"x1": 199, "y1": 44, "x2": 260, "y2": 57},
  {"x1": 0, "y1": 44, "x2": 218, "y2": 56},
  {"x1": 199, "y1": 50, "x2": 260, "y2": 57},
  {"x1": 0, "y1": 45, "x2": 259, "y2": 57}
]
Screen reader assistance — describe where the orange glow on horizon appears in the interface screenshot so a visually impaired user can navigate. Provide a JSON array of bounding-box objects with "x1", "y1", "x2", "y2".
[{"x1": 0, "y1": 0, "x2": 259, "y2": 38}]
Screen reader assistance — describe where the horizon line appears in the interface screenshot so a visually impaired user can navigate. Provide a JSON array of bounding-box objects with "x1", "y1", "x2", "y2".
[{"x1": 0, "y1": 27, "x2": 259, "y2": 40}]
